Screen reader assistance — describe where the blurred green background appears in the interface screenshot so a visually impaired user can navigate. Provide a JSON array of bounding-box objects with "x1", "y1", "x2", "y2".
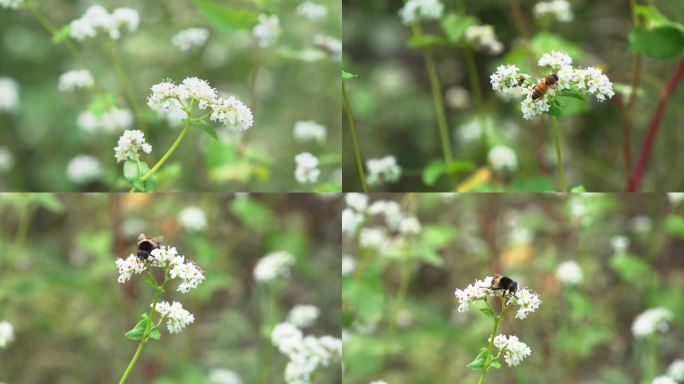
[
  {"x1": 0, "y1": 0, "x2": 341, "y2": 191},
  {"x1": 342, "y1": 0, "x2": 684, "y2": 192},
  {"x1": 343, "y1": 193, "x2": 684, "y2": 383},
  {"x1": 0, "y1": 193, "x2": 342, "y2": 383}
]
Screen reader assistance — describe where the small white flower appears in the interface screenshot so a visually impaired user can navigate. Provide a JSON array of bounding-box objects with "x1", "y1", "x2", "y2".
[
  {"x1": 178, "y1": 206, "x2": 207, "y2": 232},
  {"x1": 288, "y1": 305, "x2": 320, "y2": 328},
  {"x1": 0, "y1": 77, "x2": 19, "y2": 112},
  {"x1": 155, "y1": 301, "x2": 195, "y2": 334},
  {"x1": 78, "y1": 108, "x2": 133, "y2": 134},
  {"x1": 653, "y1": 376, "x2": 677, "y2": 384},
  {"x1": 668, "y1": 193, "x2": 684, "y2": 205},
  {"x1": 534, "y1": 0, "x2": 573, "y2": 22},
  {"x1": 210, "y1": 96, "x2": 254, "y2": 131},
  {"x1": 0, "y1": 0, "x2": 23, "y2": 9},
  {"x1": 114, "y1": 130, "x2": 152, "y2": 162},
  {"x1": 345, "y1": 193, "x2": 368, "y2": 212},
  {"x1": 148, "y1": 79, "x2": 183, "y2": 113},
  {"x1": 359, "y1": 227, "x2": 386, "y2": 249},
  {"x1": 150, "y1": 245, "x2": 184, "y2": 268},
  {"x1": 399, "y1": 217, "x2": 421, "y2": 235},
  {"x1": 454, "y1": 276, "x2": 495, "y2": 312},
  {"x1": 573, "y1": 66, "x2": 614, "y2": 101},
  {"x1": 445, "y1": 86, "x2": 471, "y2": 109},
  {"x1": 488, "y1": 145, "x2": 518, "y2": 173},
  {"x1": 0, "y1": 321, "x2": 14, "y2": 348},
  {"x1": 69, "y1": 5, "x2": 139, "y2": 41},
  {"x1": 632, "y1": 307, "x2": 674, "y2": 338},
  {"x1": 514, "y1": 287, "x2": 541, "y2": 320},
  {"x1": 293, "y1": 120, "x2": 326, "y2": 143},
  {"x1": 252, "y1": 14, "x2": 281, "y2": 48},
  {"x1": 556, "y1": 65, "x2": 574, "y2": 90},
  {"x1": 399, "y1": 0, "x2": 444, "y2": 25},
  {"x1": 520, "y1": 92, "x2": 551, "y2": 120},
  {"x1": 610, "y1": 235, "x2": 630, "y2": 254},
  {"x1": 296, "y1": 2, "x2": 328, "y2": 22},
  {"x1": 538, "y1": 50, "x2": 573, "y2": 70},
  {"x1": 112, "y1": 8, "x2": 140, "y2": 32},
  {"x1": 342, "y1": 208, "x2": 364, "y2": 236},
  {"x1": 115, "y1": 254, "x2": 146, "y2": 283},
  {"x1": 630, "y1": 216, "x2": 653, "y2": 233},
  {"x1": 366, "y1": 156, "x2": 401, "y2": 186},
  {"x1": 295, "y1": 152, "x2": 320, "y2": 184},
  {"x1": 170, "y1": 261, "x2": 205, "y2": 293},
  {"x1": 555, "y1": 260, "x2": 583, "y2": 286},
  {"x1": 58, "y1": 70, "x2": 94, "y2": 92},
  {"x1": 493, "y1": 334, "x2": 531, "y2": 367},
  {"x1": 271, "y1": 322, "x2": 303, "y2": 355},
  {"x1": 0, "y1": 146, "x2": 14, "y2": 173},
  {"x1": 667, "y1": 359, "x2": 684, "y2": 382},
  {"x1": 464, "y1": 25, "x2": 503, "y2": 55},
  {"x1": 254, "y1": 251, "x2": 296, "y2": 283},
  {"x1": 313, "y1": 34, "x2": 342, "y2": 61},
  {"x1": 367, "y1": 200, "x2": 403, "y2": 229},
  {"x1": 181, "y1": 77, "x2": 218, "y2": 109},
  {"x1": 342, "y1": 255, "x2": 356, "y2": 276},
  {"x1": 490, "y1": 65, "x2": 523, "y2": 95},
  {"x1": 172, "y1": 28, "x2": 210, "y2": 51},
  {"x1": 209, "y1": 368, "x2": 242, "y2": 384},
  {"x1": 67, "y1": 155, "x2": 102, "y2": 184}
]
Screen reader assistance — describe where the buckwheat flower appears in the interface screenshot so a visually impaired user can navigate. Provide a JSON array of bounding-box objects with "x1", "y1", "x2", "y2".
[
  {"x1": 454, "y1": 276, "x2": 495, "y2": 312},
  {"x1": 668, "y1": 193, "x2": 684, "y2": 205},
  {"x1": 555, "y1": 260, "x2": 583, "y2": 286},
  {"x1": 534, "y1": 0, "x2": 573, "y2": 22},
  {"x1": 464, "y1": 25, "x2": 503, "y2": 55},
  {"x1": 367, "y1": 200, "x2": 403, "y2": 229},
  {"x1": 69, "y1": 5, "x2": 139, "y2": 41},
  {"x1": 492, "y1": 335, "x2": 531, "y2": 367},
  {"x1": 0, "y1": 0, "x2": 23, "y2": 9},
  {"x1": 148, "y1": 79, "x2": 182, "y2": 113},
  {"x1": 556, "y1": 65, "x2": 574, "y2": 90},
  {"x1": 0, "y1": 321, "x2": 14, "y2": 348},
  {"x1": 370, "y1": 382, "x2": 388, "y2": 384},
  {"x1": 667, "y1": 359, "x2": 684, "y2": 381},
  {"x1": 630, "y1": 216, "x2": 653, "y2": 233},
  {"x1": 538, "y1": 50, "x2": 572, "y2": 71},
  {"x1": 653, "y1": 377, "x2": 677, "y2": 384},
  {"x1": 295, "y1": 152, "x2": 320, "y2": 184},
  {"x1": 342, "y1": 255, "x2": 356, "y2": 276},
  {"x1": 318, "y1": 335, "x2": 342, "y2": 361},
  {"x1": 366, "y1": 156, "x2": 401, "y2": 186},
  {"x1": 360, "y1": 227, "x2": 386, "y2": 249},
  {"x1": 313, "y1": 34, "x2": 342, "y2": 61},
  {"x1": 150, "y1": 245, "x2": 184, "y2": 268},
  {"x1": 0, "y1": 146, "x2": 14, "y2": 173},
  {"x1": 272, "y1": 322, "x2": 303, "y2": 355},
  {"x1": 293, "y1": 120, "x2": 326, "y2": 143},
  {"x1": 178, "y1": 206, "x2": 207, "y2": 232},
  {"x1": 574, "y1": 67, "x2": 615, "y2": 101},
  {"x1": 399, "y1": 0, "x2": 444, "y2": 25},
  {"x1": 632, "y1": 307, "x2": 674, "y2": 338},
  {"x1": 288, "y1": 305, "x2": 320, "y2": 328},
  {"x1": 488, "y1": 145, "x2": 518, "y2": 173},
  {"x1": 170, "y1": 261, "x2": 205, "y2": 293},
  {"x1": 99, "y1": 107, "x2": 133, "y2": 132},
  {"x1": 252, "y1": 14, "x2": 281, "y2": 48},
  {"x1": 0, "y1": 77, "x2": 19, "y2": 112},
  {"x1": 210, "y1": 96, "x2": 254, "y2": 131},
  {"x1": 180, "y1": 77, "x2": 217, "y2": 109},
  {"x1": 115, "y1": 254, "x2": 146, "y2": 283},
  {"x1": 610, "y1": 235, "x2": 630, "y2": 254},
  {"x1": 67, "y1": 155, "x2": 102, "y2": 184},
  {"x1": 209, "y1": 368, "x2": 242, "y2": 384},
  {"x1": 112, "y1": 8, "x2": 139, "y2": 32},
  {"x1": 171, "y1": 28, "x2": 209, "y2": 52},
  {"x1": 346, "y1": 193, "x2": 368, "y2": 212},
  {"x1": 399, "y1": 217, "x2": 421, "y2": 235},
  {"x1": 58, "y1": 70, "x2": 94, "y2": 92},
  {"x1": 490, "y1": 65, "x2": 523, "y2": 95},
  {"x1": 114, "y1": 130, "x2": 152, "y2": 162},
  {"x1": 520, "y1": 92, "x2": 551, "y2": 120},
  {"x1": 514, "y1": 287, "x2": 541, "y2": 319},
  {"x1": 446, "y1": 86, "x2": 471, "y2": 108},
  {"x1": 342, "y1": 208, "x2": 364, "y2": 236},
  {"x1": 254, "y1": 251, "x2": 296, "y2": 283},
  {"x1": 296, "y1": 1, "x2": 328, "y2": 22},
  {"x1": 155, "y1": 301, "x2": 195, "y2": 334}
]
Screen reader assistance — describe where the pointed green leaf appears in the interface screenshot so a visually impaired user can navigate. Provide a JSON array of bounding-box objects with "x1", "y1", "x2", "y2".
[
  {"x1": 194, "y1": 120, "x2": 219, "y2": 141},
  {"x1": 148, "y1": 327, "x2": 161, "y2": 340},
  {"x1": 490, "y1": 359, "x2": 502, "y2": 369},
  {"x1": 440, "y1": 13, "x2": 479, "y2": 43},
  {"x1": 144, "y1": 276, "x2": 157, "y2": 288},
  {"x1": 479, "y1": 307, "x2": 496, "y2": 319},
  {"x1": 422, "y1": 159, "x2": 445, "y2": 186},
  {"x1": 124, "y1": 316, "x2": 149, "y2": 341},
  {"x1": 123, "y1": 161, "x2": 139, "y2": 180},
  {"x1": 466, "y1": 350, "x2": 488, "y2": 371},
  {"x1": 629, "y1": 26, "x2": 684, "y2": 59},
  {"x1": 191, "y1": 0, "x2": 258, "y2": 33},
  {"x1": 342, "y1": 70, "x2": 358, "y2": 80}
]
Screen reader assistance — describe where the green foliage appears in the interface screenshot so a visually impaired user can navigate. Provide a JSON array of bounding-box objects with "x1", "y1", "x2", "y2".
[
  {"x1": 342, "y1": 70, "x2": 358, "y2": 79},
  {"x1": 229, "y1": 197, "x2": 275, "y2": 233},
  {"x1": 665, "y1": 215, "x2": 684, "y2": 239},
  {"x1": 124, "y1": 314, "x2": 150, "y2": 341},
  {"x1": 466, "y1": 349, "x2": 488, "y2": 370},
  {"x1": 629, "y1": 5, "x2": 684, "y2": 59},
  {"x1": 407, "y1": 34, "x2": 448, "y2": 49},
  {"x1": 193, "y1": 120, "x2": 219, "y2": 141},
  {"x1": 192, "y1": 0, "x2": 259, "y2": 33},
  {"x1": 440, "y1": 13, "x2": 479, "y2": 44},
  {"x1": 422, "y1": 159, "x2": 476, "y2": 186}
]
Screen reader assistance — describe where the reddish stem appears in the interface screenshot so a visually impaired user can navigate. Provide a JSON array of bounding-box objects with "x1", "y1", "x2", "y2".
[{"x1": 629, "y1": 59, "x2": 684, "y2": 192}]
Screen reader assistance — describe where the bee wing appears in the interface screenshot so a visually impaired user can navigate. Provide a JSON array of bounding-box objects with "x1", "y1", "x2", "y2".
[
  {"x1": 138, "y1": 233, "x2": 146, "y2": 241},
  {"x1": 154, "y1": 236, "x2": 165, "y2": 244}
]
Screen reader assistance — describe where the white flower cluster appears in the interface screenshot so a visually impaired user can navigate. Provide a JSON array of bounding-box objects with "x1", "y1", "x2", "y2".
[
  {"x1": 0, "y1": 77, "x2": 19, "y2": 112},
  {"x1": 253, "y1": 14, "x2": 281, "y2": 48},
  {"x1": 67, "y1": 154, "x2": 102, "y2": 184},
  {"x1": 0, "y1": 321, "x2": 14, "y2": 348},
  {"x1": 296, "y1": 2, "x2": 328, "y2": 22},
  {"x1": 573, "y1": 66, "x2": 615, "y2": 102},
  {"x1": 169, "y1": 260, "x2": 205, "y2": 293},
  {"x1": 490, "y1": 65, "x2": 524, "y2": 95},
  {"x1": 488, "y1": 145, "x2": 518, "y2": 173},
  {"x1": 534, "y1": 0, "x2": 573, "y2": 22},
  {"x1": 79, "y1": 107, "x2": 133, "y2": 133},
  {"x1": 288, "y1": 305, "x2": 321, "y2": 328},
  {"x1": 209, "y1": 369, "x2": 242, "y2": 384},
  {"x1": 366, "y1": 156, "x2": 402, "y2": 186},
  {"x1": 632, "y1": 307, "x2": 674, "y2": 338},
  {"x1": 492, "y1": 334, "x2": 532, "y2": 367},
  {"x1": 342, "y1": 255, "x2": 356, "y2": 276},
  {"x1": 0, "y1": 0, "x2": 22, "y2": 9},
  {"x1": 295, "y1": 152, "x2": 320, "y2": 184},
  {"x1": 69, "y1": 5, "x2": 139, "y2": 41},
  {"x1": 148, "y1": 78, "x2": 253, "y2": 132},
  {"x1": 155, "y1": 301, "x2": 195, "y2": 334},
  {"x1": 610, "y1": 235, "x2": 630, "y2": 254},
  {"x1": 653, "y1": 377, "x2": 678, "y2": 384},
  {"x1": 554, "y1": 260, "x2": 583, "y2": 286},
  {"x1": 178, "y1": 206, "x2": 207, "y2": 232},
  {"x1": 464, "y1": 25, "x2": 503, "y2": 55},
  {"x1": 294, "y1": 121, "x2": 326, "y2": 143},
  {"x1": 537, "y1": 50, "x2": 573, "y2": 70},
  {"x1": 253, "y1": 251, "x2": 296, "y2": 283},
  {"x1": 398, "y1": 0, "x2": 444, "y2": 25},
  {"x1": 313, "y1": 34, "x2": 342, "y2": 61},
  {"x1": 668, "y1": 193, "x2": 684, "y2": 205},
  {"x1": 271, "y1": 322, "x2": 342, "y2": 384},
  {"x1": 667, "y1": 360, "x2": 684, "y2": 382},
  {"x1": 58, "y1": 70, "x2": 94, "y2": 92},
  {"x1": 0, "y1": 146, "x2": 13, "y2": 173},
  {"x1": 172, "y1": 28, "x2": 210, "y2": 51},
  {"x1": 114, "y1": 129, "x2": 152, "y2": 162},
  {"x1": 115, "y1": 254, "x2": 146, "y2": 283},
  {"x1": 454, "y1": 276, "x2": 541, "y2": 320}
]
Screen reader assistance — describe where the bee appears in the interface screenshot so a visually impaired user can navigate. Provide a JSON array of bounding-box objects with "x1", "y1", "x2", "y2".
[
  {"x1": 136, "y1": 234, "x2": 163, "y2": 261},
  {"x1": 531, "y1": 73, "x2": 559, "y2": 100},
  {"x1": 490, "y1": 274, "x2": 519, "y2": 299}
]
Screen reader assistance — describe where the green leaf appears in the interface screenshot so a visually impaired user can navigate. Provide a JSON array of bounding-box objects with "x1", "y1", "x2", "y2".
[
  {"x1": 144, "y1": 276, "x2": 157, "y2": 288},
  {"x1": 124, "y1": 316, "x2": 149, "y2": 341},
  {"x1": 635, "y1": 5, "x2": 684, "y2": 32},
  {"x1": 342, "y1": 70, "x2": 358, "y2": 80},
  {"x1": 192, "y1": 0, "x2": 258, "y2": 33},
  {"x1": 123, "y1": 160, "x2": 140, "y2": 180},
  {"x1": 557, "y1": 89, "x2": 586, "y2": 101},
  {"x1": 148, "y1": 327, "x2": 161, "y2": 340},
  {"x1": 440, "y1": 13, "x2": 479, "y2": 43},
  {"x1": 547, "y1": 103, "x2": 562, "y2": 116},
  {"x1": 422, "y1": 159, "x2": 445, "y2": 186},
  {"x1": 444, "y1": 160, "x2": 476, "y2": 175},
  {"x1": 479, "y1": 307, "x2": 496, "y2": 319},
  {"x1": 193, "y1": 120, "x2": 219, "y2": 141},
  {"x1": 490, "y1": 359, "x2": 502, "y2": 369},
  {"x1": 313, "y1": 183, "x2": 342, "y2": 192},
  {"x1": 52, "y1": 25, "x2": 71, "y2": 44},
  {"x1": 571, "y1": 185, "x2": 587, "y2": 193},
  {"x1": 229, "y1": 197, "x2": 275, "y2": 233},
  {"x1": 665, "y1": 216, "x2": 684, "y2": 239},
  {"x1": 408, "y1": 34, "x2": 448, "y2": 49},
  {"x1": 130, "y1": 179, "x2": 145, "y2": 192},
  {"x1": 466, "y1": 350, "x2": 488, "y2": 371},
  {"x1": 531, "y1": 33, "x2": 583, "y2": 60},
  {"x1": 422, "y1": 225, "x2": 457, "y2": 248},
  {"x1": 629, "y1": 26, "x2": 684, "y2": 59},
  {"x1": 88, "y1": 93, "x2": 118, "y2": 117}
]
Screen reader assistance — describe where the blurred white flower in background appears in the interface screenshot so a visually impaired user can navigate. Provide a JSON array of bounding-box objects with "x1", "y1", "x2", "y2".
[
  {"x1": 287, "y1": 305, "x2": 320, "y2": 328},
  {"x1": 295, "y1": 152, "x2": 320, "y2": 184},
  {"x1": 399, "y1": 217, "x2": 421, "y2": 235},
  {"x1": 78, "y1": 107, "x2": 134, "y2": 133},
  {"x1": 67, "y1": 155, "x2": 102, "y2": 184},
  {"x1": 296, "y1": 1, "x2": 328, "y2": 22},
  {"x1": 313, "y1": 34, "x2": 342, "y2": 61},
  {"x1": 653, "y1": 376, "x2": 677, "y2": 384},
  {"x1": 488, "y1": 145, "x2": 518, "y2": 173},
  {"x1": 359, "y1": 227, "x2": 387, "y2": 249},
  {"x1": 294, "y1": 120, "x2": 327, "y2": 143},
  {"x1": 0, "y1": 146, "x2": 14, "y2": 173},
  {"x1": 667, "y1": 193, "x2": 684, "y2": 205},
  {"x1": 399, "y1": 0, "x2": 444, "y2": 25},
  {"x1": 58, "y1": 70, "x2": 94, "y2": 92},
  {"x1": 172, "y1": 28, "x2": 210, "y2": 52},
  {"x1": 632, "y1": 307, "x2": 674, "y2": 338},
  {"x1": 178, "y1": 206, "x2": 207, "y2": 232},
  {"x1": 209, "y1": 368, "x2": 242, "y2": 384},
  {"x1": 629, "y1": 216, "x2": 653, "y2": 233},
  {"x1": 667, "y1": 360, "x2": 684, "y2": 382},
  {"x1": 369, "y1": 381, "x2": 388, "y2": 384},
  {"x1": 0, "y1": 77, "x2": 19, "y2": 112},
  {"x1": 610, "y1": 235, "x2": 630, "y2": 254},
  {"x1": 155, "y1": 301, "x2": 195, "y2": 334},
  {"x1": 465, "y1": 25, "x2": 503, "y2": 55},
  {"x1": 492, "y1": 334, "x2": 531, "y2": 367},
  {"x1": 252, "y1": 14, "x2": 281, "y2": 48},
  {"x1": 69, "y1": 5, "x2": 139, "y2": 41},
  {"x1": 366, "y1": 156, "x2": 401, "y2": 186},
  {"x1": 445, "y1": 86, "x2": 471, "y2": 109},
  {"x1": 555, "y1": 260, "x2": 583, "y2": 286},
  {"x1": 0, "y1": 321, "x2": 14, "y2": 348},
  {"x1": 342, "y1": 208, "x2": 364, "y2": 236},
  {"x1": 342, "y1": 255, "x2": 356, "y2": 276},
  {"x1": 253, "y1": 251, "x2": 296, "y2": 283},
  {"x1": 0, "y1": 0, "x2": 23, "y2": 9},
  {"x1": 534, "y1": 0, "x2": 573, "y2": 22},
  {"x1": 346, "y1": 193, "x2": 368, "y2": 212}
]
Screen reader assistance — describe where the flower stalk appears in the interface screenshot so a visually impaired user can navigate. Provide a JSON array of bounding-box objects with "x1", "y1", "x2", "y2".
[
  {"x1": 342, "y1": 81, "x2": 368, "y2": 192},
  {"x1": 549, "y1": 116, "x2": 566, "y2": 192}
]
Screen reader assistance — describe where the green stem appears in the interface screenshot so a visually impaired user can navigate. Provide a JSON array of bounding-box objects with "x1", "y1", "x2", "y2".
[
  {"x1": 342, "y1": 81, "x2": 368, "y2": 192},
  {"x1": 388, "y1": 263, "x2": 412, "y2": 334},
  {"x1": 11, "y1": 205, "x2": 31, "y2": 259},
  {"x1": 463, "y1": 46, "x2": 488, "y2": 152},
  {"x1": 422, "y1": 44, "x2": 454, "y2": 164},
  {"x1": 130, "y1": 122, "x2": 191, "y2": 191},
  {"x1": 549, "y1": 116, "x2": 567, "y2": 192},
  {"x1": 478, "y1": 313, "x2": 501, "y2": 384},
  {"x1": 110, "y1": 44, "x2": 147, "y2": 134}
]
